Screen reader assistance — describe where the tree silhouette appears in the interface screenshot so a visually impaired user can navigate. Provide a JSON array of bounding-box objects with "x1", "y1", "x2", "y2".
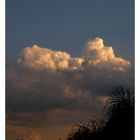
[
  {"x1": 67, "y1": 119, "x2": 105, "y2": 140},
  {"x1": 66, "y1": 87, "x2": 134, "y2": 140},
  {"x1": 102, "y1": 87, "x2": 134, "y2": 140}
]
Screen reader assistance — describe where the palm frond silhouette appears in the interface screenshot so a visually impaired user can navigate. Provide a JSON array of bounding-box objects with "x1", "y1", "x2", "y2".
[
  {"x1": 104, "y1": 87, "x2": 134, "y2": 120},
  {"x1": 66, "y1": 87, "x2": 134, "y2": 140},
  {"x1": 103, "y1": 87, "x2": 134, "y2": 140}
]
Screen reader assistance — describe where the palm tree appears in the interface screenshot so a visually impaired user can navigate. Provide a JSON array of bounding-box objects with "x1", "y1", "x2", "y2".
[
  {"x1": 103, "y1": 87, "x2": 134, "y2": 140},
  {"x1": 66, "y1": 87, "x2": 134, "y2": 140}
]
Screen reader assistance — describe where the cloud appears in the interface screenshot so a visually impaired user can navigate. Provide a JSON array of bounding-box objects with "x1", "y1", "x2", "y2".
[
  {"x1": 17, "y1": 37, "x2": 130, "y2": 72},
  {"x1": 84, "y1": 38, "x2": 130, "y2": 67},
  {"x1": 17, "y1": 45, "x2": 71, "y2": 71},
  {"x1": 6, "y1": 37, "x2": 133, "y2": 129},
  {"x1": 18, "y1": 129, "x2": 42, "y2": 140},
  {"x1": 27, "y1": 132, "x2": 42, "y2": 140}
]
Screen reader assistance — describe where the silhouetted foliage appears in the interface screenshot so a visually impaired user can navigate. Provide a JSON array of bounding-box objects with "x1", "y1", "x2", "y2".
[
  {"x1": 67, "y1": 119, "x2": 105, "y2": 140},
  {"x1": 66, "y1": 87, "x2": 134, "y2": 140}
]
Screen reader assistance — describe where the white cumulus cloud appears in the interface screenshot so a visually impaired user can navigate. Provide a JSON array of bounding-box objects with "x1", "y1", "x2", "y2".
[
  {"x1": 17, "y1": 38, "x2": 131, "y2": 72},
  {"x1": 83, "y1": 38, "x2": 130, "y2": 71},
  {"x1": 17, "y1": 45, "x2": 71, "y2": 71}
]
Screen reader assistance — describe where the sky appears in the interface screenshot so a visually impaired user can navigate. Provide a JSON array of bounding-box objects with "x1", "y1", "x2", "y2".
[
  {"x1": 6, "y1": 0, "x2": 134, "y2": 61},
  {"x1": 6, "y1": 0, "x2": 134, "y2": 140}
]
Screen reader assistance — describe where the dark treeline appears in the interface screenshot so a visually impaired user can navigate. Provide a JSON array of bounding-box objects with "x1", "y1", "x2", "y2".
[{"x1": 66, "y1": 87, "x2": 134, "y2": 140}]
